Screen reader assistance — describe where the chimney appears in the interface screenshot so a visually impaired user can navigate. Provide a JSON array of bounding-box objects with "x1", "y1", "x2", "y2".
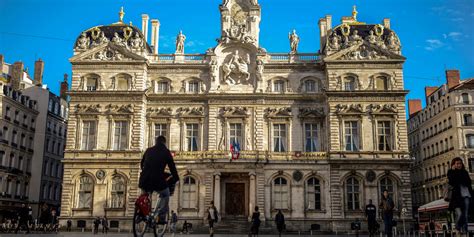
[
  {"x1": 318, "y1": 17, "x2": 328, "y2": 51},
  {"x1": 446, "y1": 70, "x2": 460, "y2": 90},
  {"x1": 408, "y1": 99, "x2": 422, "y2": 118},
  {"x1": 11, "y1": 61, "x2": 24, "y2": 90},
  {"x1": 383, "y1": 18, "x2": 391, "y2": 29},
  {"x1": 141, "y1": 14, "x2": 149, "y2": 42},
  {"x1": 151, "y1": 19, "x2": 160, "y2": 54},
  {"x1": 60, "y1": 73, "x2": 69, "y2": 100},
  {"x1": 325, "y1": 15, "x2": 332, "y2": 31},
  {"x1": 0, "y1": 54, "x2": 4, "y2": 74},
  {"x1": 34, "y1": 58, "x2": 44, "y2": 86}
]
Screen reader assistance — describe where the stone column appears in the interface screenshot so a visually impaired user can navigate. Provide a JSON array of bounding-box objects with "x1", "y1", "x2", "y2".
[
  {"x1": 213, "y1": 173, "x2": 221, "y2": 212},
  {"x1": 249, "y1": 172, "x2": 256, "y2": 219}
]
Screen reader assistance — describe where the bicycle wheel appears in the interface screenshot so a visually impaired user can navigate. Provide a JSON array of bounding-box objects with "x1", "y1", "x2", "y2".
[
  {"x1": 133, "y1": 206, "x2": 149, "y2": 237},
  {"x1": 154, "y1": 210, "x2": 169, "y2": 237}
]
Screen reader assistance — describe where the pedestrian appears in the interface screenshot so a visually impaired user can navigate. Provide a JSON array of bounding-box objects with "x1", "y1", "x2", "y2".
[
  {"x1": 275, "y1": 209, "x2": 285, "y2": 236},
  {"x1": 182, "y1": 220, "x2": 189, "y2": 234},
  {"x1": 51, "y1": 209, "x2": 58, "y2": 233},
  {"x1": 14, "y1": 204, "x2": 30, "y2": 234},
  {"x1": 447, "y1": 157, "x2": 472, "y2": 235},
  {"x1": 250, "y1": 206, "x2": 261, "y2": 237},
  {"x1": 67, "y1": 219, "x2": 72, "y2": 232},
  {"x1": 93, "y1": 216, "x2": 100, "y2": 234},
  {"x1": 379, "y1": 189, "x2": 395, "y2": 237},
  {"x1": 429, "y1": 219, "x2": 435, "y2": 237},
  {"x1": 39, "y1": 203, "x2": 51, "y2": 232},
  {"x1": 365, "y1": 199, "x2": 377, "y2": 237},
  {"x1": 101, "y1": 216, "x2": 108, "y2": 234},
  {"x1": 206, "y1": 201, "x2": 219, "y2": 237},
  {"x1": 170, "y1": 210, "x2": 178, "y2": 235}
]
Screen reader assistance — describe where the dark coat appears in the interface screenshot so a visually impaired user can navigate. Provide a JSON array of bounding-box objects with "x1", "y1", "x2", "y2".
[
  {"x1": 251, "y1": 211, "x2": 261, "y2": 234},
  {"x1": 447, "y1": 169, "x2": 473, "y2": 210},
  {"x1": 139, "y1": 143, "x2": 179, "y2": 192},
  {"x1": 275, "y1": 212, "x2": 285, "y2": 231}
]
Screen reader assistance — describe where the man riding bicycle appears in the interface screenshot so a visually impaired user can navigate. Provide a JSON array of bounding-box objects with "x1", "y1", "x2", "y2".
[{"x1": 139, "y1": 135, "x2": 180, "y2": 224}]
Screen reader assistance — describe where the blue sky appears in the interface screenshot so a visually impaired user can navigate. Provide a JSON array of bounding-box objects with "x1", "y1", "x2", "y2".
[{"x1": 0, "y1": 0, "x2": 473, "y2": 106}]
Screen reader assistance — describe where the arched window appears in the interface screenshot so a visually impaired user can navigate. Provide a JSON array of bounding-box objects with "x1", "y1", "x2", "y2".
[
  {"x1": 344, "y1": 76, "x2": 356, "y2": 91},
  {"x1": 188, "y1": 81, "x2": 200, "y2": 93},
  {"x1": 375, "y1": 76, "x2": 388, "y2": 90},
  {"x1": 78, "y1": 175, "x2": 93, "y2": 208},
  {"x1": 274, "y1": 80, "x2": 285, "y2": 93},
  {"x1": 273, "y1": 177, "x2": 288, "y2": 209},
  {"x1": 156, "y1": 80, "x2": 170, "y2": 93},
  {"x1": 462, "y1": 93, "x2": 469, "y2": 104},
  {"x1": 346, "y1": 177, "x2": 360, "y2": 210},
  {"x1": 110, "y1": 176, "x2": 126, "y2": 208},
  {"x1": 304, "y1": 80, "x2": 317, "y2": 92},
  {"x1": 115, "y1": 74, "x2": 130, "y2": 90},
  {"x1": 86, "y1": 76, "x2": 98, "y2": 91},
  {"x1": 181, "y1": 176, "x2": 197, "y2": 209},
  {"x1": 306, "y1": 177, "x2": 321, "y2": 210}
]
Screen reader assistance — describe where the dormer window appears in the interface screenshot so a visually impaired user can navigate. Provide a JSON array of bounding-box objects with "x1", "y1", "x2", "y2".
[
  {"x1": 375, "y1": 76, "x2": 388, "y2": 90},
  {"x1": 304, "y1": 80, "x2": 316, "y2": 92},
  {"x1": 115, "y1": 74, "x2": 130, "y2": 90},
  {"x1": 86, "y1": 77, "x2": 98, "y2": 91},
  {"x1": 274, "y1": 80, "x2": 285, "y2": 93},
  {"x1": 188, "y1": 81, "x2": 199, "y2": 93},
  {"x1": 157, "y1": 81, "x2": 169, "y2": 93},
  {"x1": 344, "y1": 76, "x2": 356, "y2": 91}
]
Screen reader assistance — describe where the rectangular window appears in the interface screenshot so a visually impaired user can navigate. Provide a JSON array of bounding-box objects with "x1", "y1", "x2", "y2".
[
  {"x1": 113, "y1": 121, "x2": 128, "y2": 150},
  {"x1": 15, "y1": 182, "x2": 21, "y2": 196},
  {"x1": 81, "y1": 121, "x2": 97, "y2": 150},
  {"x1": 344, "y1": 121, "x2": 359, "y2": 151},
  {"x1": 469, "y1": 158, "x2": 474, "y2": 173},
  {"x1": 157, "y1": 81, "x2": 169, "y2": 93},
  {"x1": 344, "y1": 81, "x2": 355, "y2": 91},
  {"x1": 273, "y1": 124, "x2": 287, "y2": 152},
  {"x1": 305, "y1": 123, "x2": 319, "y2": 152},
  {"x1": 186, "y1": 124, "x2": 199, "y2": 151},
  {"x1": 188, "y1": 82, "x2": 199, "y2": 93},
  {"x1": 378, "y1": 121, "x2": 392, "y2": 151},
  {"x1": 229, "y1": 123, "x2": 243, "y2": 149},
  {"x1": 154, "y1": 123, "x2": 168, "y2": 144},
  {"x1": 274, "y1": 81, "x2": 285, "y2": 93}
]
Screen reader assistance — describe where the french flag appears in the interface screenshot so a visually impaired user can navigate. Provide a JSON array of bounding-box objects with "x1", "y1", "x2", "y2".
[{"x1": 230, "y1": 140, "x2": 241, "y2": 160}]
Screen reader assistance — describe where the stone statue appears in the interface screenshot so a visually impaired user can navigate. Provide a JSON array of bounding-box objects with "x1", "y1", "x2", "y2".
[
  {"x1": 256, "y1": 59, "x2": 264, "y2": 81},
  {"x1": 222, "y1": 50, "x2": 250, "y2": 85},
  {"x1": 328, "y1": 32, "x2": 341, "y2": 50},
  {"x1": 349, "y1": 30, "x2": 362, "y2": 45},
  {"x1": 210, "y1": 60, "x2": 218, "y2": 81},
  {"x1": 289, "y1": 29, "x2": 299, "y2": 53},
  {"x1": 98, "y1": 32, "x2": 109, "y2": 45},
  {"x1": 366, "y1": 30, "x2": 377, "y2": 44},
  {"x1": 386, "y1": 32, "x2": 400, "y2": 52},
  {"x1": 76, "y1": 32, "x2": 90, "y2": 50},
  {"x1": 175, "y1": 30, "x2": 186, "y2": 54},
  {"x1": 112, "y1": 32, "x2": 127, "y2": 47},
  {"x1": 130, "y1": 32, "x2": 143, "y2": 50}
]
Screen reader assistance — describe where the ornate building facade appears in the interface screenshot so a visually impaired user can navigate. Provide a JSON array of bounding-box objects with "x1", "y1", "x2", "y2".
[{"x1": 61, "y1": 1, "x2": 412, "y2": 231}]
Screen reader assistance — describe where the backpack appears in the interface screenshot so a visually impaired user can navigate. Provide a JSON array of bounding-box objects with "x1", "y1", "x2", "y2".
[{"x1": 135, "y1": 193, "x2": 151, "y2": 216}]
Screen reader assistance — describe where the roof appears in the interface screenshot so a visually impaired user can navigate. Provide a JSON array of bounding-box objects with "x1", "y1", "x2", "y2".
[
  {"x1": 418, "y1": 199, "x2": 449, "y2": 212},
  {"x1": 451, "y1": 78, "x2": 474, "y2": 91}
]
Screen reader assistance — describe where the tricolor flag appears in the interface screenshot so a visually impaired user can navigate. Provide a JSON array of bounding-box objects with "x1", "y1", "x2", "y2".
[{"x1": 230, "y1": 140, "x2": 241, "y2": 160}]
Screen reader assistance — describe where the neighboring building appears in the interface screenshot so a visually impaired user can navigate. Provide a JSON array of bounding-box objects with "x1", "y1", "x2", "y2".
[
  {"x1": 0, "y1": 56, "x2": 39, "y2": 219},
  {"x1": 0, "y1": 55, "x2": 69, "y2": 219},
  {"x1": 61, "y1": 1, "x2": 412, "y2": 232},
  {"x1": 408, "y1": 70, "x2": 474, "y2": 212}
]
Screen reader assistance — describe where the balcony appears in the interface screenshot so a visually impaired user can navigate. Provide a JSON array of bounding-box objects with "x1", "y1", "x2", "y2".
[{"x1": 172, "y1": 150, "x2": 327, "y2": 161}]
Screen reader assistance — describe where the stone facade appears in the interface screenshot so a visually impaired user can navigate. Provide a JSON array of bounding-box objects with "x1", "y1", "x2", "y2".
[
  {"x1": 408, "y1": 70, "x2": 474, "y2": 212},
  {"x1": 61, "y1": 1, "x2": 412, "y2": 232}
]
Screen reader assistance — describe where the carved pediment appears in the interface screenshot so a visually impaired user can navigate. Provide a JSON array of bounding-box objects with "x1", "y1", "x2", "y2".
[
  {"x1": 105, "y1": 104, "x2": 133, "y2": 114},
  {"x1": 220, "y1": 107, "x2": 249, "y2": 117},
  {"x1": 325, "y1": 42, "x2": 405, "y2": 61},
  {"x1": 177, "y1": 107, "x2": 204, "y2": 117},
  {"x1": 298, "y1": 108, "x2": 325, "y2": 118},
  {"x1": 147, "y1": 107, "x2": 173, "y2": 117},
  {"x1": 367, "y1": 104, "x2": 397, "y2": 114},
  {"x1": 335, "y1": 104, "x2": 364, "y2": 114},
  {"x1": 70, "y1": 43, "x2": 146, "y2": 63},
  {"x1": 265, "y1": 107, "x2": 292, "y2": 118},
  {"x1": 75, "y1": 104, "x2": 101, "y2": 114}
]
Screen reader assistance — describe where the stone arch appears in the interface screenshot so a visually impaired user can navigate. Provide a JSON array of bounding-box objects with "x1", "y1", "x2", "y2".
[
  {"x1": 81, "y1": 73, "x2": 102, "y2": 91},
  {"x1": 111, "y1": 73, "x2": 133, "y2": 90},
  {"x1": 267, "y1": 76, "x2": 289, "y2": 93},
  {"x1": 338, "y1": 73, "x2": 361, "y2": 91},
  {"x1": 369, "y1": 72, "x2": 393, "y2": 90},
  {"x1": 299, "y1": 76, "x2": 322, "y2": 93}
]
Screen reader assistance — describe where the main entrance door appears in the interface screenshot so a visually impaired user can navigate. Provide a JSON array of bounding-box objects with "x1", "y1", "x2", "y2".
[{"x1": 225, "y1": 183, "x2": 245, "y2": 216}]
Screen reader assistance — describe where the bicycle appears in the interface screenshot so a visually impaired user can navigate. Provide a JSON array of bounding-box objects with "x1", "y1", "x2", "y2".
[{"x1": 133, "y1": 173, "x2": 176, "y2": 237}]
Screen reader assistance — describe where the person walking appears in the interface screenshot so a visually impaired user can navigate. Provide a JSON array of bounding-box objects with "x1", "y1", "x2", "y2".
[
  {"x1": 14, "y1": 204, "x2": 30, "y2": 234},
  {"x1": 365, "y1": 199, "x2": 377, "y2": 237},
  {"x1": 170, "y1": 210, "x2": 178, "y2": 236},
  {"x1": 66, "y1": 219, "x2": 72, "y2": 232},
  {"x1": 101, "y1": 216, "x2": 108, "y2": 234},
  {"x1": 379, "y1": 190, "x2": 395, "y2": 237},
  {"x1": 206, "y1": 201, "x2": 219, "y2": 237},
  {"x1": 447, "y1": 157, "x2": 472, "y2": 235},
  {"x1": 250, "y1": 206, "x2": 261, "y2": 237},
  {"x1": 93, "y1": 217, "x2": 100, "y2": 234},
  {"x1": 275, "y1": 209, "x2": 285, "y2": 237}
]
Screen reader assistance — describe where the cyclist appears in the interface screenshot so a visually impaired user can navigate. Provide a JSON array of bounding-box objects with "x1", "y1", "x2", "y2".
[{"x1": 139, "y1": 135, "x2": 180, "y2": 224}]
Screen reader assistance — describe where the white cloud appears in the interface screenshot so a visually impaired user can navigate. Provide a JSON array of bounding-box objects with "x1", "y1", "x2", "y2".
[
  {"x1": 451, "y1": 17, "x2": 464, "y2": 22},
  {"x1": 185, "y1": 41, "x2": 195, "y2": 47},
  {"x1": 425, "y1": 39, "x2": 444, "y2": 51}
]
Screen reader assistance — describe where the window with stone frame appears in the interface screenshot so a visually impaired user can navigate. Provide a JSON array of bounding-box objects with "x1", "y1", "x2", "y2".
[
  {"x1": 377, "y1": 121, "x2": 393, "y2": 151},
  {"x1": 6, "y1": 179, "x2": 12, "y2": 195},
  {"x1": 110, "y1": 176, "x2": 126, "y2": 208},
  {"x1": 463, "y1": 114, "x2": 473, "y2": 126},
  {"x1": 375, "y1": 76, "x2": 388, "y2": 90},
  {"x1": 466, "y1": 134, "x2": 474, "y2": 148},
  {"x1": 229, "y1": 123, "x2": 243, "y2": 149},
  {"x1": 0, "y1": 151, "x2": 4, "y2": 167},
  {"x1": 2, "y1": 126, "x2": 7, "y2": 142},
  {"x1": 462, "y1": 93, "x2": 470, "y2": 104},
  {"x1": 273, "y1": 124, "x2": 287, "y2": 152},
  {"x1": 304, "y1": 80, "x2": 317, "y2": 92},
  {"x1": 274, "y1": 80, "x2": 285, "y2": 93},
  {"x1": 181, "y1": 176, "x2": 198, "y2": 209},
  {"x1": 86, "y1": 77, "x2": 98, "y2": 91},
  {"x1": 306, "y1": 177, "x2": 322, "y2": 210},
  {"x1": 344, "y1": 121, "x2": 360, "y2": 151},
  {"x1": 113, "y1": 121, "x2": 129, "y2": 150},
  {"x1": 344, "y1": 76, "x2": 356, "y2": 91},
  {"x1": 81, "y1": 121, "x2": 97, "y2": 150},
  {"x1": 468, "y1": 157, "x2": 474, "y2": 173},
  {"x1": 156, "y1": 81, "x2": 169, "y2": 93},
  {"x1": 154, "y1": 123, "x2": 168, "y2": 146},
  {"x1": 346, "y1": 177, "x2": 360, "y2": 210},
  {"x1": 379, "y1": 177, "x2": 396, "y2": 203},
  {"x1": 188, "y1": 81, "x2": 200, "y2": 93},
  {"x1": 115, "y1": 74, "x2": 130, "y2": 90},
  {"x1": 15, "y1": 182, "x2": 21, "y2": 196},
  {"x1": 273, "y1": 177, "x2": 289, "y2": 210},
  {"x1": 304, "y1": 123, "x2": 319, "y2": 152},
  {"x1": 186, "y1": 123, "x2": 199, "y2": 151},
  {"x1": 78, "y1": 175, "x2": 93, "y2": 208}
]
